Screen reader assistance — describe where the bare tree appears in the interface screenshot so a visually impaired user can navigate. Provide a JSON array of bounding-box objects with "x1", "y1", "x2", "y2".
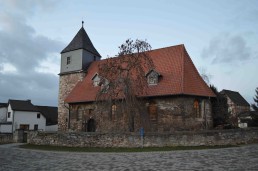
[
  {"x1": 95, "y1": 39, "x2": 154, "y2": 131},
  {"x1": 210, "y1": 85, "x2": 230, "y2": 127},
  {"x1": 199, "y1": 67, "x2": 212, "y2": 85},
  {"x1": 252, "y1": 87, "x2": 258, "y2": 111}
]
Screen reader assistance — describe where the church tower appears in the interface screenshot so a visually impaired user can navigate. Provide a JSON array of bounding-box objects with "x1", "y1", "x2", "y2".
[{"x1": 58, "y1": 23, "x2": 101, "y2": 131}]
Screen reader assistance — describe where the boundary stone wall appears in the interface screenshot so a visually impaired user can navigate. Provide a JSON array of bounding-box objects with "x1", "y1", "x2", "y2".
[
  {"x1": 27, "y1": 128, "x2": 258, "y2": 147},
  {"x1": 0, "y1": 134, "x2": 13, "y2": 144}
]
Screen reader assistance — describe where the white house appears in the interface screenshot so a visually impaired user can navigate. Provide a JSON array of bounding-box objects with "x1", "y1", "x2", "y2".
[
  {"x1": 0, "y1": 103, "x2": 11, "y2": 133},
  {"x1": 6, "y1": 100, "x2": 46, "y2": 132},
  {"x1": 0, "y1": 99, "x2": 58, "y2": 133},
  {"x1": 0, "y1": 103, "x2": 7, "y2": 122},
  {"x1": 36, "y1": 105, "x2": 58, "y2": 132}
]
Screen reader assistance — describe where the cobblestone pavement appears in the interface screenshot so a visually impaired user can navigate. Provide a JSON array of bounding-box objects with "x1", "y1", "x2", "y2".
[{"x1": 1, "y1": 143, "x2": 258, "y2": 171}]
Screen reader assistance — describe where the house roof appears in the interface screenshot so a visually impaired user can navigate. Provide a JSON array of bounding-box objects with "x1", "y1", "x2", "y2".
[
  {"x1": 0, "y1": 103, "x2": 7, "y2": 108},
  {"x1": 9, "y1": 100, "x2": 39, "y2": 112},
  {"x1": 36, "y1": 106, "x2": 58, "y2": 126},
  {"x1": 61, "y1": 26, "x2": 101, "y2": 57},
  {"x1": 238, "y1": 111, "x2": 258, "y2": 118},
  {"x1": 220, "y1": 89, "x2": 250, "y2": 107},
  {"x1": 65, "y1": 44, "x2": 215, "y2": 103}
]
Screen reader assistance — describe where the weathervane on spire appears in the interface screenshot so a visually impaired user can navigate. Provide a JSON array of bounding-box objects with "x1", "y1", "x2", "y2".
[{"x1": 82, "y1": 20, "x2": 84, "y2": 27}]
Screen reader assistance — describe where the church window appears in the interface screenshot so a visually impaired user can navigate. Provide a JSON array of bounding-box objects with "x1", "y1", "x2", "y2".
[
  {"x1": 92, "y1": 73, "x2": 100, "y2": 87},
  {"x1": 111, "y1": 104, "x2": 117, "y2": 121},
  {"x1": 67, "y1": 57, "x2": 71, "y2": 65},
  {"x1": 77, "y1": 107, "x2": 83, "y2": 121},
  {"x1": 101, "y1": 80, "x2": 109, "y2": 93},
  {"x1": 7, "y1": 112, "x2": 11, "y2": 118},
  {"x1": 194, "y1": 99, "x2": 201, "y2": 118},
  {"x1": 148, "y1": 101, "x2": 158, "y2": 122},
  {"x1": 148, "y1": 75, "x2": 158, "y2": 85}
]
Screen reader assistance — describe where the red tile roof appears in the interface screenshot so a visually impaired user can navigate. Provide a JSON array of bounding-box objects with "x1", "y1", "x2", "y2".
[{"x1": 65, "y1": 44, "x2": 215, "y2": 103}]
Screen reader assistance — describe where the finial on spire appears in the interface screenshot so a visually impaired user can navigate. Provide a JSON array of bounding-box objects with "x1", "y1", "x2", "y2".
[{"x1": 82, "y1": 20, "x2": 84, "y2": 27}]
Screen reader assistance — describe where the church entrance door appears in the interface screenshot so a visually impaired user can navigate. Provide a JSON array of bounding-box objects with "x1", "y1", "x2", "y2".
[{"x1": 87, "y1": 119, "x2": 96, "y2": 132}]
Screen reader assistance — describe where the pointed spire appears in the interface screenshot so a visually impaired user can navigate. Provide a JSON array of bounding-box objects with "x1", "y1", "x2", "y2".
[{"x1": 61, "y1": 25, "x2": 101, "y2": 57}]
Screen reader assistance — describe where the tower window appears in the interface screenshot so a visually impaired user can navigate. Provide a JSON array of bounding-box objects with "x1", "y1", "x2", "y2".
[{"x1": 67, "y1": 57, "x2": 71, "y2": 65}]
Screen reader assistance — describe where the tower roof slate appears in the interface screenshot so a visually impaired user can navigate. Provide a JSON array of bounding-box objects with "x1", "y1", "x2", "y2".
[{"x1": 61, "y1": 27, "x2": 101, "y2": 57}]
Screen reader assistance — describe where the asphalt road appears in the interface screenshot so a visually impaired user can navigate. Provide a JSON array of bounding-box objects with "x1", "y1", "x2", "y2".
[{"x1": 0, "y1": 143, "x2": 258, "y2": 171}]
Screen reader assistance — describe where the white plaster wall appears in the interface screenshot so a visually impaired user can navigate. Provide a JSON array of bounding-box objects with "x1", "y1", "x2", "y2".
[
  {"x1": 6, "y1": 104, "x2": 13, "y2": 122},
  {"x1": 14, "y1": 111, "x2": 46, "y2": 131},
  {"x1": 0, "y1": 124, "x2": 12, "y2": 133},
  {"x1": 45, "y1": 124, "x2": 58, "y2": 132},
  {"x1": 0, "y1": 107, "x2": 7, "y2": 122},
  {"x1": 61, "y1": 49, "x2": 83, "y2": 73}
]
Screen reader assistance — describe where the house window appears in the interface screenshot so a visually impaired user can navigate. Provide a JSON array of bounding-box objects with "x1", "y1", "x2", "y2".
[
  {"x1": 7, "y1": 112, "x2": 11, "y2": 118},
  {"x1": 34, "y1": 124, "x2": 38, "y2": 131},
  {"x1": 20, "y1": 124, "x2": 29, "y2": 130},
  {"x1": 37, "y1": 113, "x2": 40, "y2": 118},
  {"x1": 94, "y1": 56, "x2": 96, "y2": 61},
  {"x1": 67, "y1": 57, "x2": 71, "y2": 65},
  {"x1": 194, "y1": 99, "x2": 201, "y2": 118},
  {"x1": 148, "y1": 101, "x2": 158, "y2": 122}
]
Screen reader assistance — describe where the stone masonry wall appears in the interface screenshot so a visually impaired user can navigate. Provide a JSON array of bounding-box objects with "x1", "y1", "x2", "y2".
[
  {"x1": 58, "y1": 72, "x2": 85, "y2": 131},
  {"x1": 0, "y1": 134, "x2": 13, "y2": 144},
  {"x1": 68, "y1": 96, "x2": 213, "y2": 133},
  {"x1": 28, "y1": 128, "x2": 258, "y2": 147}
]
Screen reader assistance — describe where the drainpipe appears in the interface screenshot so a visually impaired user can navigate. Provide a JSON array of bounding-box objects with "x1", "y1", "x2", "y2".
[
  {"x1": 12, "y1": 111, "x2": 15, "y2": 133},
  {"x1": 68, "y1": 105, "x2": 70, "y2": 129},
  {"x1": 204, "y1": 100, "x2": 207, "y2": 129}
]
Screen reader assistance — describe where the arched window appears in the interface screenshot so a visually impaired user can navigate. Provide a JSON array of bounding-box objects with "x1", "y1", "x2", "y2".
[
  {"x1": 111, "y1": 104, "x2": 117, "y2": 121},
  {"x1": 77, "y1": 107, "x2": 83, "y2": 121},
  {"x1": 194, "y1": 99, "x2": 201, "y2": 118},
  {"x1": 70, "y1": 109, "x2": 77, "y2": 120},
  {"x1": 148, "y1": 101, "x2": 158, "y2": 122}
]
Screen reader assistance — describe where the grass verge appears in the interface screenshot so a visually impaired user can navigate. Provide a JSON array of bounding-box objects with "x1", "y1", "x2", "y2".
[{"x1": 19, "y1": 144, "x2": 238, "y2": 153}]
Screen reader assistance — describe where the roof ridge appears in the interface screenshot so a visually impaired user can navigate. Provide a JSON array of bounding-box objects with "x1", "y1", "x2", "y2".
[{"x1": 147, "y1": 44, "x2": 184, "y2": 53}]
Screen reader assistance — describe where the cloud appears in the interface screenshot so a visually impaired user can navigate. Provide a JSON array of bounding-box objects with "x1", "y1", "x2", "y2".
[
  {"x1": 0, "y1": 0, "x2": 63, "y2": 106},
  {"x1": 201, "y1": 33, "x2": 255, "y2": 64}
]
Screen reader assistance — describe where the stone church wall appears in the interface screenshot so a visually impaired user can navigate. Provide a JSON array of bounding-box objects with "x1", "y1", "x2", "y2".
[{"x1": 67, "y1": 96, "x2": 213, "y2": 133}]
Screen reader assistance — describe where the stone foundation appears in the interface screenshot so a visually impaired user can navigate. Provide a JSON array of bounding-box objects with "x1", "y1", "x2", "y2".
[{"x1": 28, "y1": 128, "x2": 258, "y2": 147}]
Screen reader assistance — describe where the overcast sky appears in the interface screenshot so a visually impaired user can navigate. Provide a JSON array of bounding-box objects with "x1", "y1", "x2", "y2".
[{"x1": 0, "y1": 0, "x2": 257, "y2": 106}]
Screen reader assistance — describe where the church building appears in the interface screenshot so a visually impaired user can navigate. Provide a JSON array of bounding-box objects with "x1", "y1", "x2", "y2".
[{"x1": 58, "y1": 24, "x2": 215, "y2": 132}]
